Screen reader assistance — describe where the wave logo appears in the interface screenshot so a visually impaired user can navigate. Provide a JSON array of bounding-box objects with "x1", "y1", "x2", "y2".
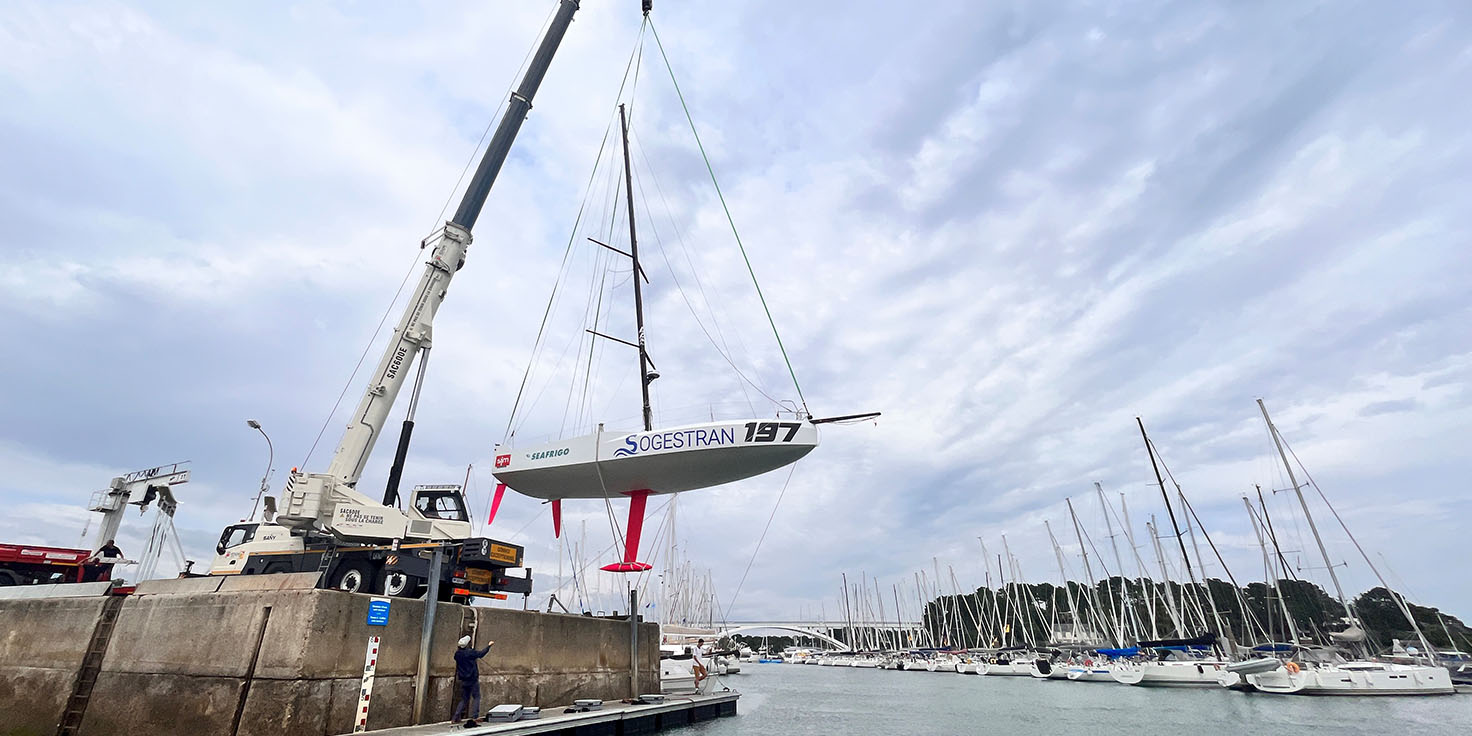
[{"x1": 612, "y1": 435, "x2": 639, "y2": 457}]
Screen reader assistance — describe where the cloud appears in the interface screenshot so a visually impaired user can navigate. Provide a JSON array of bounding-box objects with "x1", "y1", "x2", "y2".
[{"x1": 2, "y1": 0, "x2": 1469, "y2": 627}]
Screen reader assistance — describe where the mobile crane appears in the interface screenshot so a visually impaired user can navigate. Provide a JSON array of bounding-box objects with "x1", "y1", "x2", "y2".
[{"x1": 209, "y1": 0, "x2": 581, "y2": 601}]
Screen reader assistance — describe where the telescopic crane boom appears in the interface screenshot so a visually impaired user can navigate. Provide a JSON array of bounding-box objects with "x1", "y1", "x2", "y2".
[{"x1": 274, "y1": 0, "x2": 582, "y2": 542}]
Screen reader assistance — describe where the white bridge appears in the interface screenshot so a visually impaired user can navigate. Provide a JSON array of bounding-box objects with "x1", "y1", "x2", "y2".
[{"x1": 714, "y1": 620, "x2": 923, "y2": 652}]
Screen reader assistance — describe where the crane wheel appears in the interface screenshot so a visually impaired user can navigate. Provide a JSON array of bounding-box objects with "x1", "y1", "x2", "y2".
[
  {"x1": 0, "y1": 570, "x2": 21, "y2": 586},
  {"x1": 331, "y1": 561, "x2": 374, "y2": 594}
]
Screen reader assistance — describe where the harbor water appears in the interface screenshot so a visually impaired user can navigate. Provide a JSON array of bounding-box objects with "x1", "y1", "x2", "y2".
[{"x1": 684, "y1": 663, "x2": 1472, "y2": 735}]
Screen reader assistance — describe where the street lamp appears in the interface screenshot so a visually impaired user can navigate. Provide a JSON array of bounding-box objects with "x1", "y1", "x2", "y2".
[{"x1": 246, "y1": 419, "x2": 274, "y2": 521}]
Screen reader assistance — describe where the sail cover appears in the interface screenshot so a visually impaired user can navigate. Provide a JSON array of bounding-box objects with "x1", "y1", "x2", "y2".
[{"x1": 1137, "y1": 632, "x2": 1218, "y2": 649}]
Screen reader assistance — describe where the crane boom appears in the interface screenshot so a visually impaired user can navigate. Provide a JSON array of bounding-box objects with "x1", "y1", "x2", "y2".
[{"x1": 276, "y1": 0, "x2": 582, "y2": 539}]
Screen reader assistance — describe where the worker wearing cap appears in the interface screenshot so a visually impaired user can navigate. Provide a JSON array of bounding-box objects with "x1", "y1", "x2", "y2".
[{"x1": 452, "y1": 635, "x2": 494, "y2": 724}]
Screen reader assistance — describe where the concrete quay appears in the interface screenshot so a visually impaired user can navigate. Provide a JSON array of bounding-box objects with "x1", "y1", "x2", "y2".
[
  {"x1": 0, "y1": 575, "x2": 659, "y2": 736},
  {"x1": 350, "y1": 691, "x2": 739, "y2": 736}
]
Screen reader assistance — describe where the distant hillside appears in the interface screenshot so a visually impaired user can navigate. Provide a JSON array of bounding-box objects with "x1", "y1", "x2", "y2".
[{"x1": 899, "y1": 578, "x2": 1472, "y2": 652}]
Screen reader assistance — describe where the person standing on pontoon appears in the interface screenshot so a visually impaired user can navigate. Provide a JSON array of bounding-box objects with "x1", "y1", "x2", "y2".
[{"x1": 691, "y1": 639, "x2": 708, "y2": 687}]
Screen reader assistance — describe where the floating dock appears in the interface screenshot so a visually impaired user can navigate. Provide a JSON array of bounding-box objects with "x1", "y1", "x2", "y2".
[{"x1": 350, "y1": 691, "x2": 739, "y2": 736}]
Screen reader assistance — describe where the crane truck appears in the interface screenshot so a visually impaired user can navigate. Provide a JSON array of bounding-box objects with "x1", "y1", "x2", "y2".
[{"x1": 208, "y1": 0, "x2": 582, "y2": 602}]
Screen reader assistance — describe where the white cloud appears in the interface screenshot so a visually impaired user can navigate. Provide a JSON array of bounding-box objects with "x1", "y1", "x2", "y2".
[{"x1": 2, "y1": 0, "x2": 1469, "y2": 625}]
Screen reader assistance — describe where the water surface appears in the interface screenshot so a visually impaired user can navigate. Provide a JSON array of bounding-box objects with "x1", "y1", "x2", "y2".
[{"x1": 684, "y1": 662, "x2": 1472, "y2": 735}]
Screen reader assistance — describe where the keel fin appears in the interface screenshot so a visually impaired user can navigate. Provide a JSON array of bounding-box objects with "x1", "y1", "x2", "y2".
[
  {"x1": 600, "y1": 490, "x2": 653, "y2": 573},
  {"x1": 487, "y1": 483, "x2": 507, "y2": 526},
  {"x1": 552, "y1": 499, "x2": 562, "y2": 538}
]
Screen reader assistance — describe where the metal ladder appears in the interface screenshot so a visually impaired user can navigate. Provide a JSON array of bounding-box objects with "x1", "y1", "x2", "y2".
[
  {"x1": 312, "y1": 548, "x2": 337, "y2": 587},
  {"x1": 57, "y1": 595, "x2": 125, "y2": 736}
]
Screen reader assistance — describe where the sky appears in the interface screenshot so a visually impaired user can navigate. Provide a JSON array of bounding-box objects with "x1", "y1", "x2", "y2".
[{"x1": 1, "y1": 1, "x2": 1469, "y2": 628}]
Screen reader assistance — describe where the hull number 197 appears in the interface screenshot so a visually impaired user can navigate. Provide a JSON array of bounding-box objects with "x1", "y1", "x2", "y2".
[{"x1": 744, "y1": 421, "x2": 802, "y2": 443}]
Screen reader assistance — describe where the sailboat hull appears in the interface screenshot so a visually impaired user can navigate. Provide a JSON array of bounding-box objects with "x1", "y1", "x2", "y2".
[
  {"x1": 494, "y1": 419, "x2": 818, "y2": 498},
  {"x1": 1246, "y1": 663, "x2": 1454, "y2": 695},
  {"x1": 1111, "y1": 659, "x2": 1228, "y2": 686}
]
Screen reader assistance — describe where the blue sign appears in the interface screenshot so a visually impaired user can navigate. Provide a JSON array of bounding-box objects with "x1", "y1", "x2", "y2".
[{"x1": 367, "y1": 597, "x2": 391, "y2": 626}]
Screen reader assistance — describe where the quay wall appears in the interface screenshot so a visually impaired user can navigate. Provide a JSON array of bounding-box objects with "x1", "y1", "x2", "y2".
[{"x1": 0, "y1": 575, "x2": 659, "y2": 736}]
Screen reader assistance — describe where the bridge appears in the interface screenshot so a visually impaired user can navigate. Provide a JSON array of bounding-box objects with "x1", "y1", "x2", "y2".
[{"x1": 714, "y1": 620, "x2": 924, "y2": 652}]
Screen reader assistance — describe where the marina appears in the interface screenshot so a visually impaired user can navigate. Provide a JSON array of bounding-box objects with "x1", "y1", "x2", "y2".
[
  {"x1": 682, "y1": 660, "x2": 1472, "y2": 735},
  {"x1": 2, "y1": 0, "x2": 1470, "y2": 734}
]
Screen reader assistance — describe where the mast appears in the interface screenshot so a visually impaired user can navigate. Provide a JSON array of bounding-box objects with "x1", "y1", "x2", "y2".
[
  {"x1": 1148, "y1": 517, "x2": 1186, "y2": 635},
  {"x1": 1045, "y1": 521, "x2": 1080, "y2": 645},
  {"x1": 618, "y1": 103, "x2": 655, "y2": 431},
  {"x1": 1096, "y1": 482, "x2": 1135, "y2": 644},
  {"x1": 1136, "y1": 418, "x2": 1199, "y2": 587},
  {"x1": 894, "y1": 584, "x2": 906, "y2": 650},
  {"x1": 1120, "y1": 495, "x2": 1160, "y2": 639},
  {"x1": 1246, "y1": 496, "x2": 1299, "y2": 645},
  {"x1": 1136, "y1": 417, "x2": 1210, "y2": 637},
  {"x1": 979, "y1": 537, "x2": 1004, "y2": 647},
  {"x1": 1257, "y1": 399, "x2": 1351, "y2": 616},
  {"x1": 1066, "y1": 498, "x2": 1108, "y2": 644}
]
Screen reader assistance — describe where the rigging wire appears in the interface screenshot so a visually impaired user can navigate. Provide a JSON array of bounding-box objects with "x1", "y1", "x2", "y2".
[
  {"x1": 629, "y1": 132, "x2": 778, "y2": 411},
  {"x1": 722, "y1": 461, "x2": 800, "y2": 622},
  {"x1": 503, "y1": 18, "x2": 650, "y2": 443},
  {"x1": 647, "y1": 20, "x2": 806, "y2": 418},
  {"x1": 649, "y1": 19, "x2": 810, "y2": 415}
]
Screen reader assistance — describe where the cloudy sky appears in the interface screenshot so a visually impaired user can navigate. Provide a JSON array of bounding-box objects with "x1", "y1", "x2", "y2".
[{"x1": 2, "y1": 1, "x2": 1469, "y2": 627}]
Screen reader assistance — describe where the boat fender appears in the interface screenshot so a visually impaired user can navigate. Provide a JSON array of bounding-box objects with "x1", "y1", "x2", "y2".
[{"x1": 1285, "y1": 662, "x2": 1300, "y2": 674}]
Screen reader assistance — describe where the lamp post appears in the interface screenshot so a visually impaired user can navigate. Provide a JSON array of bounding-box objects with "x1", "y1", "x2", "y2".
[{"x1": 246, "y1": 419, "x2": 273, "y2": 521}]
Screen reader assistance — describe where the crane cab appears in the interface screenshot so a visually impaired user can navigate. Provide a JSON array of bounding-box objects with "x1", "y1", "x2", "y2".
[
  {"x1": 209, "y1": 522, "x2": 300, "y2": 575},
  {"x1": 405, "y1": 484, "x2": 471, "y2": 540}
]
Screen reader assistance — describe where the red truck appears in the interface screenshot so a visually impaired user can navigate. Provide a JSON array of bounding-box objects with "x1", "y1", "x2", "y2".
[{"x1": 0, "y1": 544, "x2": 115, "y2": 586}]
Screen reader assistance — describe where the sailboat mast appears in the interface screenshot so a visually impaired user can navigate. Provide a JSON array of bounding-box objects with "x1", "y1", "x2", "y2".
[
  {"x1": 1257, "y1": 399, "x2": 1350, "y2": 613},
  {"x1": 618, "y1": 103, "x2": 654, "y2": 431},
  {"x1": 1136, "y1": 418, "x2": 1202, "y2": 591}
]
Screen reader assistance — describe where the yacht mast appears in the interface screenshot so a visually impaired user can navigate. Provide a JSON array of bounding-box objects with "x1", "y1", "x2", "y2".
[
  {"x1": 1066, "y1": 497, "x2": 1109, "y2": 645},
  {"x1": 1120, "y1": 494, "x2": 1160, "y2": 639},
  {"x1": 1045, "y1": 521, "x2": 1080, "y2": 645},
  {"x1": 618, "y1": 104, "x2": 655, "y2": 431},
  {"x1": 1095, "y1": 483, "x2": 1134, "y2": 644},
  {"x1": 1246, "y1": 496, "x2": 1300, "y2": 645},
  {"x1": 1257, "y1": 399, "x2": 1350, "y2": 615},
  {"x1": 1137, "y1": 418, "x2": 1202, "y2": 593}
]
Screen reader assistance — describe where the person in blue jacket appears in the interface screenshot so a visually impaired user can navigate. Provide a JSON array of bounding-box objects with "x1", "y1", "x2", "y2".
[{"x1": 452, "y1": 635, "x2": 495, "y2": 724}]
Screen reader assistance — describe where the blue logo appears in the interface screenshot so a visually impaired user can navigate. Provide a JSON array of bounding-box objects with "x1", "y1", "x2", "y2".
[{"x1": 611, "y1": 427, "x2": 737, "y2": 458}]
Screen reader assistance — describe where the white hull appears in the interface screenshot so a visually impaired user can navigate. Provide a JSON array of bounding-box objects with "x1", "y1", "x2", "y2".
[
  {"x1": 981, "y1": 660, "x2": 1035, "y2": 676},
  {"x1": 1066, "y1": 665, "x2": 1115, "y2": 682},
  {"x1": 1110, "y1": 659, "x2": 1229, "y2": 687},
  {"x1": 660, "y1": 658, "x2": 696, "y2": 693},
  {"x1": 1246, "y1": 662, "x2": 1454, "y2": 695},
  {"x1": 494, "y1": 419, "x2": 818, "y2": 498}
]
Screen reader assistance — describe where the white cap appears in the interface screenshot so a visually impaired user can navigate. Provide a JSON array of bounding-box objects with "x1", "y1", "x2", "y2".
[{"x1": 458, "y1": 635, "x2": 472, "y2": 648}]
